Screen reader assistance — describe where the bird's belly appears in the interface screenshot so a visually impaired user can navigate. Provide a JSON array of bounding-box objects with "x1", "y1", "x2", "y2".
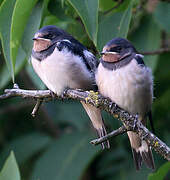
[
  {"x1": 96, "y1": 60, "x2": 153, "y2": 116},
  {"x1": 31, "y1": 48, "x2": 93, "y2": 95}
]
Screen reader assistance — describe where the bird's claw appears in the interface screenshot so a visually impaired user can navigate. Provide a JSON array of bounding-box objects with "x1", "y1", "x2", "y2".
[
  {"x1": 50, "y1": 90, "x2": 57, "y2": 100},
  {"x1": 13, "y1": 83, "x2": 19, "y2": 89},
  {"x1": 132, "y1": 115, "x2": 138, "y2": 130},
  {"x1": 60, "y1": 88, "x2": 68, "y2": 99}
]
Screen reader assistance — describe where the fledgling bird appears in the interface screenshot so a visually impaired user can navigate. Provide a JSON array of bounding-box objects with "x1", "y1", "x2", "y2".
[
  {"x1": 95, "y1": 37, "x2": 155, "y2": 170},
  {"x1": 31, "y1": 25, "x2": 109, "y2": 148}
]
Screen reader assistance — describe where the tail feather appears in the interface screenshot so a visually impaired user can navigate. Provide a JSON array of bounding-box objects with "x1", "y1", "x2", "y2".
[
  {"x1": 128, "y1": 132, "x2": 155, "y2": 170},
  {"x1": 81, "y1": 101, "x2": 110, "y2": 149},
  {"x1": 141, "y1": 146, "x2": 155, "y2": 169},
  {"x1": 132, "y1": 148, "x2": 142, "y2": 170},
  {"x1": 97, "y1": 124, "x2": 110, "y2": 149}
]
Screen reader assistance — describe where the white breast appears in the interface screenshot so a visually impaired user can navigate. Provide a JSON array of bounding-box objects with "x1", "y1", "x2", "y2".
[
  {"x1": 96, "y1": 59, "x2": 153, "y2": 117},
  {"x1": 31, "y1": 47, "x2": 93, "y2": 95}
]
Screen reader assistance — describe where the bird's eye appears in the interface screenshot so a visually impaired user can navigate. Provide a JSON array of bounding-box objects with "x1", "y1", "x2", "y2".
[
  {"x1": 110, "y1": 46, "x2": 122, "y2": 52},
  {"x1": 44, "y1": 34, "x2": 54, "y2": 39},
  {"x1": 116, "y1": 46, "x2": 122, "y2": 51}
]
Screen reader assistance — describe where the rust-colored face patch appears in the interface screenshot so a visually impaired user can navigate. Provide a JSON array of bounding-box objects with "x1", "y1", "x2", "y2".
[
  {"x1": 33, "y1": 38, "x2": 52, "y2": 52},
  {"x1": 102, "y1": 53, "x2": 120, "y2": 62},
  {"x1": 102, "y1": 44, "x2": 121, "y2": 62},
  {"x1": 102, "y1": 52, "x2": 120, "y2": 62}
]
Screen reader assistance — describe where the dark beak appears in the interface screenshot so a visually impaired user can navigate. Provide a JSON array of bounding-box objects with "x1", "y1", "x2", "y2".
[
  {"x1": 100, "y1": 51, "x2": 105, "y2": 55},
  {"x1": 32, "y1": 37, "x2": 51, "y2": 42},
  {"x1": 32, "y1": 38, "x2": 37, "y2": 41}
]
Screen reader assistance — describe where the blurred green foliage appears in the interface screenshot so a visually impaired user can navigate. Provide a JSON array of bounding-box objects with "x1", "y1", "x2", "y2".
[
  {"x1": 0, "y1": 151, "x2": 20, "y2": 180},
  {"x1": 0, "y1": 0, "x2": 170, "y2": 179}
]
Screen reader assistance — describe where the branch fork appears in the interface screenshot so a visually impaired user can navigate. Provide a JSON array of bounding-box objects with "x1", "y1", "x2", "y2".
[{"x1": 0, "y1": 85, "x2": 170, "y2": 161}]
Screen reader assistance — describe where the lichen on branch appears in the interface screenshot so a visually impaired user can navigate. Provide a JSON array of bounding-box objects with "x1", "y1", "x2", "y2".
[{"x1": 0, "y1": 86, "x2": 170, "y2": 161}]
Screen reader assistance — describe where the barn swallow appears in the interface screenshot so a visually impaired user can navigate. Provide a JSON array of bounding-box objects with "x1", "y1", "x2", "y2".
[
  {"x1": 31, "y1": 25, "x2": 110, "y2": 149},
  {"x1": 95, "y1": 37, "x2": 155, "y2": 169}
]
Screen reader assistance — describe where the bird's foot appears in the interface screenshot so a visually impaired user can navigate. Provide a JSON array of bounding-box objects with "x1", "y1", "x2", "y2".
[
  {"x1": 60, "y1": 88, "x2": 69, "y2": 100},
  {"x1": 132, "y1": 114, "x2": 138, "y2": 131},
  {"x1": 50, "y1": 90, "x2": 57, "y2": 100},
  {"x1": 109, "y1": 101, "x2": 117, "y2": 110},
  {"x1": 13, "y1": 83, "x2": 19, "y2": 89}
]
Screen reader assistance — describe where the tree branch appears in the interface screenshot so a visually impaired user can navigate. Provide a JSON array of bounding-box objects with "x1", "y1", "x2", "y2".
[
  {"x1": 31, "y1": 99, "x2": 43, "y2": 117},
  {"x1": 0, "y1": 87, "x2": 170, "y2": 161},
  {"x1": 141, "y1": 48, "x2": 170, "y2": 55},
  {"x1": 91, "y1": 126, "x2": 127, "y2": 145}
]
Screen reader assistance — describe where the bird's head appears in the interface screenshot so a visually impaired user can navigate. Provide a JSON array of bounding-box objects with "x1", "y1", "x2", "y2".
[
  {"x1": 32, "y1": 25, "x2": 66, "y2": 52},
  {"x1": 101, "y1": 38, "x2": 137, "y2": 63}
]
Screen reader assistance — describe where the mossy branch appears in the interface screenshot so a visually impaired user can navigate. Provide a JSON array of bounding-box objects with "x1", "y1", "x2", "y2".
[{"x1": 0, "y1": 85, "x2": 170, "y2": 161}]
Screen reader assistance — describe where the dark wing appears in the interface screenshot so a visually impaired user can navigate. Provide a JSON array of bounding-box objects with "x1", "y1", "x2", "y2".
[
  {"x1": 135, "y1": 55, "x2": 155, "y2": 134},
  {"x1": 70, "y1": 40, "x2": 98, "y2": 72},
  {"x1": 55, "y1": 38, "x2": 99, "y2": 90},
  {"x1": 148, "y1": 111, "x2": 155, "y2": 134},
  {"x1": 68, "y1": 36, "x2": 99, "y2": 70},
  {"x1": 69, "y1": 39, "x2": 99, "y2": 90},
  {"x1": 56, "y1": 36, "x2": 99, "y2": 71}
]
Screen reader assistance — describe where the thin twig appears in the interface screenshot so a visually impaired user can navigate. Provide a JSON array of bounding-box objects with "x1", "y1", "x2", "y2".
[
  {"x1": 31, "y1": 99, "x2": 43, "y2": 117},
  {"x1": 91, "y1": 126, "x2": 127, "y2": 145},
  {"x1": 0, "y1": 88, "x2": 170, "y2": 161},
  {"x1": 141, "y1": 48, "x2": 170, "y2": 55}
]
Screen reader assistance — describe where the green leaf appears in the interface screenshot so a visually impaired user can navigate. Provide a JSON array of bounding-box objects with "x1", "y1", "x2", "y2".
[
  {"x1": 31, "y1": 132, "x2": 100, "y2": 180},
  {"x1": 41, "y1": 0, "x2": 50, "y2": 19},
  {"x1": 10, "y1": 0, "x2": 37, "y2": 76},
  {"x1": 0, "y1": 0, "x2": 43, "y2": 88},
  {"x1": 99, "y1": 0, "x2": 131, "y2": 13},
  {"x1": 154, "y1": 2, "x2": 170, "y2": 33},
  {"x1": 68, "y1": 0, "x2": 98, "y2": 45},
  {"x1": 0, "y1": 0, "x2": 4, "y2": 6},
  {"x1": 0, "y1": 151, "x2": 20, "y2": 180},
  {"x1": 99, "y1": 0, "x2": 117, "y2": 12},
  {"x1": 0, "y1": 64, "x2": 11, "y2": 89},
  {"x1": 21, "y1": 1, "x2": 44, "y2": 56},
  {"x1": 0, "y1": 133, "x2": 52, "y2": 166},
  {"x1": 42, "y1": 15, "x2": 60, "y2": 26},
  {"x1": 97, "y1": 12, "x2": 122, "y2": 51},
  {"x1": 48, "y1": 0, "x2": 69, "y2": 21},
  {"x1": 0, "y1": 0, "x2": 44, "y2": 89},
  {"x1": 0, "y1": 0, "x2": 16, "y2": 82},
  {"x1": 19, "y1": 1, "x2": 44, "y2": 89},
  {"x1": 129, "y1": 15, "x2": 161, "y2": 71},
  {"x1": 117, "y1": 1, "x2": 133, "y2": 38},
  {"x1": 148, "y1": 162, "x2": 170, "y2": 180},
  {"x1": 0, "y1": 47, "x2": 26, "y2": 89},
  {"x1": 42, "y1": 15, "x2": 69, "y2": 30},
  {"x1": 97, "y1": 2, "x2": 132, "y2": 51}
]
